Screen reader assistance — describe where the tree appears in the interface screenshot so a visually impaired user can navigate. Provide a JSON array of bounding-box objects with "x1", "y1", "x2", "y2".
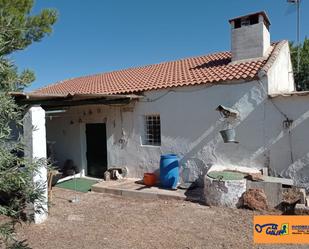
[
  {"x1": 290, "y1": 38, "x2": 309, "y2": 91},
  {"x1": 0, "y1": 0, "x2": 57, "y2": 247}
]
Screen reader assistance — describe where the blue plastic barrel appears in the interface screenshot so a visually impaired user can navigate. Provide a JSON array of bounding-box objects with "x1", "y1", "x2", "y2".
[{"x1": 160, "y1": 154, "x2": 179, "y2": 189}]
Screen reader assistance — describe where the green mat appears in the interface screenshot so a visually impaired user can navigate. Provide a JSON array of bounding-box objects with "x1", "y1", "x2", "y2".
[
  {"x1": 55, "y1": 178, "x2": 98, "y2": 193},
  {"x1": 207, "y1": 171, "x2": 246, "y2": 181}
]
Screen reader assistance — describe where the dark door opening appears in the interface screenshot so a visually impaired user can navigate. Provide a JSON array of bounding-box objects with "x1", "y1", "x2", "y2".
[{"x1": 86, "y1": 123, "x2": 107, "y2": 178}]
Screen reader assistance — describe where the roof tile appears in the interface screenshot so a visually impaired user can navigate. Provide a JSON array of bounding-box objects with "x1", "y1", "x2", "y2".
[{"x1": 33, "y1": 42, "x2": 285, "y2": 96}]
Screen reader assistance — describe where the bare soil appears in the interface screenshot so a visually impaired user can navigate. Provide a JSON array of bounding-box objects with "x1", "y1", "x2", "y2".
[{"x1": 15, "y1": 188, "x2": 307, "y2": 249}]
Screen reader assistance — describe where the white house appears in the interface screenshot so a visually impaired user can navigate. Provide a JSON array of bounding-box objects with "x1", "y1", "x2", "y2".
[{"x1": 14, "y1": 11, "x2": 309, "y2": 191}]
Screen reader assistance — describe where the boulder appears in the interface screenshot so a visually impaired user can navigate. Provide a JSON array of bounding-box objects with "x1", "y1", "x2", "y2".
[
  {"x1": 283, "y1": 187, "x2": 306, "y2": 204},
  {"x1": 242, "y1": 188, "x2": 268, "y2": 210}
]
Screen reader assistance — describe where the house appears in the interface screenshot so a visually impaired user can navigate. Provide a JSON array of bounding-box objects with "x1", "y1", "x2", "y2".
[{"x1": 13, "y1": 11, "x2": 309, "y2": 193}]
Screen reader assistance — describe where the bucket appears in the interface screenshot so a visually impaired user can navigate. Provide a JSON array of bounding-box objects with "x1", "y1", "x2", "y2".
[
  {"x1": 219, "y1": 128, "x2": 238, "y2": 143},
  {"x1": 160, "y1": 154, "x2": 179, "y2": 189},
  {"x1": 143, "y1": 173, "x2": 157, "y2": 186}
]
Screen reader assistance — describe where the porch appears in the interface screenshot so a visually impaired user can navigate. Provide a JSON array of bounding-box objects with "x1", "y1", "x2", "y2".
[{"x1": 13, "y1": 92, "x2": 142, "y2": 180}]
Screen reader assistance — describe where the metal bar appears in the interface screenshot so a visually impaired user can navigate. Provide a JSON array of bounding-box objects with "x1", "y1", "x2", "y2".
[{"x1": 297, "y1": 0, "x2": 301, "y2": 73}]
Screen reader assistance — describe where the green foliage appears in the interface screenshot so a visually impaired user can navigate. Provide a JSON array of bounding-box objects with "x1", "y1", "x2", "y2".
[
  {"x1": 0, "y1": 0, "x2": 57, "y2": 56},
  {"x1": 0, "y1": 0, "x2": 57, "y2": 91},
  {"x1": 290, "y1": 38, "x2": 309, "y2": 91},
  {"x1": 0, "y1": 0, "x2": 57, "y2": 248}
]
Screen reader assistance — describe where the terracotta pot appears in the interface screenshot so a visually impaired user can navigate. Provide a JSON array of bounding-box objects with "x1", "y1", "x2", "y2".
[{"x1": 143, "y1": 173, "x2": 157, "y2": 186}]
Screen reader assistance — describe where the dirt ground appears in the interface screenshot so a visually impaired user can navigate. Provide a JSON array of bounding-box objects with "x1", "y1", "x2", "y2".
[{"x1": 15, "y1": 188, "x2": 307, "y2": 249}]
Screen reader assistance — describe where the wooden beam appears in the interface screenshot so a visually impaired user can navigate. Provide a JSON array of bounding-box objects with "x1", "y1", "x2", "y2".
[{"x1": 18, "y1": 97, "x2": 132, "y2": 109}]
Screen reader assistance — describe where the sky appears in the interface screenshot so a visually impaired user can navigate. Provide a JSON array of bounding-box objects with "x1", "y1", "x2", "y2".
[{"x1": 13, "y1": 0, "x2": 309, "y2": 91}]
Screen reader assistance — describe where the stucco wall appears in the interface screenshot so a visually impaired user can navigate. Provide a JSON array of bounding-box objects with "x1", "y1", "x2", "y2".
[
  {"x1": 46, "y1": 116, "x2": 84, "y2": 172},
  {"x1": 46, "y1": 80, "x2": 270, "y2": 183},
  {"x1": 45, "y1": 85, "x2": 309, "y2": 189},
  {"x1": 266, "y1": 95, "x2": 309, "y2": 189},
  {"x1": 267, "y1": 41, "x2": 295, "y2": 94}
]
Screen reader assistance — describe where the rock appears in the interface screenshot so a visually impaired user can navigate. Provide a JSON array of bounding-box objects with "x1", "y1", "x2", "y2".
[
  {"x1": 282, "y1": 187, "x2": 305, "y2": 204},
  {"x1": 245, "y1": 173, "x2": 263, "y2": 181},
  {"x1": 241, "y1": 188, "x2": 268, "y2": 210}
]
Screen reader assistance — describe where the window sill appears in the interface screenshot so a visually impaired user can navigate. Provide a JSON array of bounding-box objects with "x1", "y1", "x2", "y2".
[{"x1": 141, "y1": 144, "x2": 161, "y2": 148}]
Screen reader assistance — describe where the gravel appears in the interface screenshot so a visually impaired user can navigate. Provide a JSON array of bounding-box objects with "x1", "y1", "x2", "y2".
[{"x1": 15, "y1": 188, "x2": 307, "y2": 249}]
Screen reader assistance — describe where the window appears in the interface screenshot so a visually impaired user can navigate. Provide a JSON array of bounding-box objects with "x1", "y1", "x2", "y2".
[{"x1": 143, "y1": 115, "x2": 161, "y2": 146}]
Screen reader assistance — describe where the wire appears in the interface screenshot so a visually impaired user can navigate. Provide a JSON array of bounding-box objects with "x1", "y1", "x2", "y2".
[
  {"x1": 139, "y1": 84, "x2": 214, "y2": 102},
  {"x1": 257, "y1": 80, "x2": 294, "y2": 163},
  {"x1": 257, "y1": 80, "x2": 289, "y2": 119},
  {"x1": 139, "y1": 90, "x2": 175, "y2": 102}
]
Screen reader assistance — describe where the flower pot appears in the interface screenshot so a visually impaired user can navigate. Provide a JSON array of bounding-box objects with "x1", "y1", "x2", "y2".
[{"x1": 143, "y1": 173, "x2": 157, "y2": 186}]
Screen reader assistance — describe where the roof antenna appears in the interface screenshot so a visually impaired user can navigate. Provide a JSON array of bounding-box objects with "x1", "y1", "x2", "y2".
[{"x1": 287, "y1": 0, "x2": 301, "y2": 78}]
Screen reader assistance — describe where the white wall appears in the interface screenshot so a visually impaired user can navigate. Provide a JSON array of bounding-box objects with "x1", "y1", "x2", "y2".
[
  {"x1": 46, "y1": 116, "x2": 84, "y2": 173},
  {"x1": 45, "y1": 86, "x2": 309, "y2": 190},
  {"x1": 266, "y1": 95, "x2": 309, "y2": 189},
  {"x1": 46, "y1": 80, "x2": 270, "y2": 184},
  {"x1": 267, "y1": 41, "x2": 295, "y2": 94}
]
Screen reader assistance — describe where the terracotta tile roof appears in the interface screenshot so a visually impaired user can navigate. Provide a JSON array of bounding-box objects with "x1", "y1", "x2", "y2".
[{"x1": 34, "y1": 41, "x2": 285, "y2": 96}]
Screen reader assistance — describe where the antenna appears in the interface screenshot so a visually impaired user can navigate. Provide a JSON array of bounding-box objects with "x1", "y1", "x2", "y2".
[{"x1": 287, "y1": 0, "x2": 301, "y2": 75}]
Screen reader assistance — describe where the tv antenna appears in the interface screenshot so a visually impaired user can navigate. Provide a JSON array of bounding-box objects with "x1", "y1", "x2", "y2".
[{"x1": 287, "y1": 0, "x2": 301, "y2": 74}]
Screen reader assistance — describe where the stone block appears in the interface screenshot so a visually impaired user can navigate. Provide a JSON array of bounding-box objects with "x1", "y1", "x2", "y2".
[{"x1": 247, "y1": 181, "x2": 282, "y2": 209}]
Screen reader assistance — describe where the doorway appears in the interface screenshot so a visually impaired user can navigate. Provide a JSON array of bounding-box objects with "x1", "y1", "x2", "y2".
[{"x1": 85, "y1": 123, "x2": 107, "y2": 178}]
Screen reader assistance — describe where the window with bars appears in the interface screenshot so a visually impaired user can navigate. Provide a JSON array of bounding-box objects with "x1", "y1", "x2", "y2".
[{"x1": 143, "y1": 115, "x2": 161, "y2": 146}]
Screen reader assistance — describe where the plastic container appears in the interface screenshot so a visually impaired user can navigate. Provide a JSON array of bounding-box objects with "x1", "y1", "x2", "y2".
[
  {"x1": 160, "y1": 154, "x2": 179, "y2": 189},
  {"x1": 143, "y1": 173, "x2": 157, "y2": 186}
]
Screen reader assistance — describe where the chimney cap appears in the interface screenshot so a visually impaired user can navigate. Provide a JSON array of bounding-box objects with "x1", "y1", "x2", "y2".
[{"x1": 229, "y1": 11, "x2": 271, "y2": 26}]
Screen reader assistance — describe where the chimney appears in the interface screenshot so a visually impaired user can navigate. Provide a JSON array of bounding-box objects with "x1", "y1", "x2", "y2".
[{"x1": 229, "y1": 11, "x2": 271, "y2": 62}]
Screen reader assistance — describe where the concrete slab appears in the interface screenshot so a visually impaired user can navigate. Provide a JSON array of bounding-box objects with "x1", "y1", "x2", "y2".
[
  {"x1": 91, "y1": 178, "x2": 202, "y2": 202},
  {"x1": 122, "y1": 189, "x2": 159, "y2": 200},
  {"x1": 261, "y1": 176, "x2": 293, "y2": 186}
]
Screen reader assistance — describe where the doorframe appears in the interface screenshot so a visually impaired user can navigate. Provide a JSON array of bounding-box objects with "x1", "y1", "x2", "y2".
[
  {"x1": 80, "y1": 122, "x2": 108, "y2": 178},
  {"x1": 80, "y1": 123, "x2": 87, "y2": 177}
]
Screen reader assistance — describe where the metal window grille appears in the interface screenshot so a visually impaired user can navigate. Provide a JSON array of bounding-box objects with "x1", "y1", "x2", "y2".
[{"x1": 144, "y1": 115, "x2": 161, "y2": 146}]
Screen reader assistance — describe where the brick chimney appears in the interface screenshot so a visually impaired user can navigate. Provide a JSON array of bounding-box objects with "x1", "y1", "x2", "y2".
[{"x1": 229, "y1": 11, "x2": 271, "y2": 62}]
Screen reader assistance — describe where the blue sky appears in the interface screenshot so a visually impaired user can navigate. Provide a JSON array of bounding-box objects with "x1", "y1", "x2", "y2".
[{"x1": 13, "y1": 0, "x2": 309, "y2": 91}]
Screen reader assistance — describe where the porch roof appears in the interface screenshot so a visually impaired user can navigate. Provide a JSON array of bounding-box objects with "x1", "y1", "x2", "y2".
[{"x1": 10, "y1": 92, "x2": 142, "y2": 109}]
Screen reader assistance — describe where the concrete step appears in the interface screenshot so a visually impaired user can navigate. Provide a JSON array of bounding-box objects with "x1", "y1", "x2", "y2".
[{"x1": 91, "y1": 181, "x2": 187, "y2": 201}]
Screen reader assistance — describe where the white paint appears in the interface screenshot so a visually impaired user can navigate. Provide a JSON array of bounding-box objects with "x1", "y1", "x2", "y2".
[
  {"x1": 23, "y1": 106, "x2": 48, "y2": 224},
  {"x1": 46, "y1": 80, "x2": 270, "y2": 184},
  {"x1": 231, "y1": 21, "x2": 270, "y2": 61},
  {"x1": 266, "y1": 95, "x2": 309, "y2": 190},
  {"x1": 46, "y1": 117, "x2": 84, "y2": 175},
  {"x1": 267, "y1": 42, "x2": 295, "y2": 94}
]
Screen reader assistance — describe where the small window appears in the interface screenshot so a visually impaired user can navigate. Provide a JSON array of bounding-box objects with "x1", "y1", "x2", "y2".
[{"x1": 143, "y1": 115, "x2": 161, "y2": 146}]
